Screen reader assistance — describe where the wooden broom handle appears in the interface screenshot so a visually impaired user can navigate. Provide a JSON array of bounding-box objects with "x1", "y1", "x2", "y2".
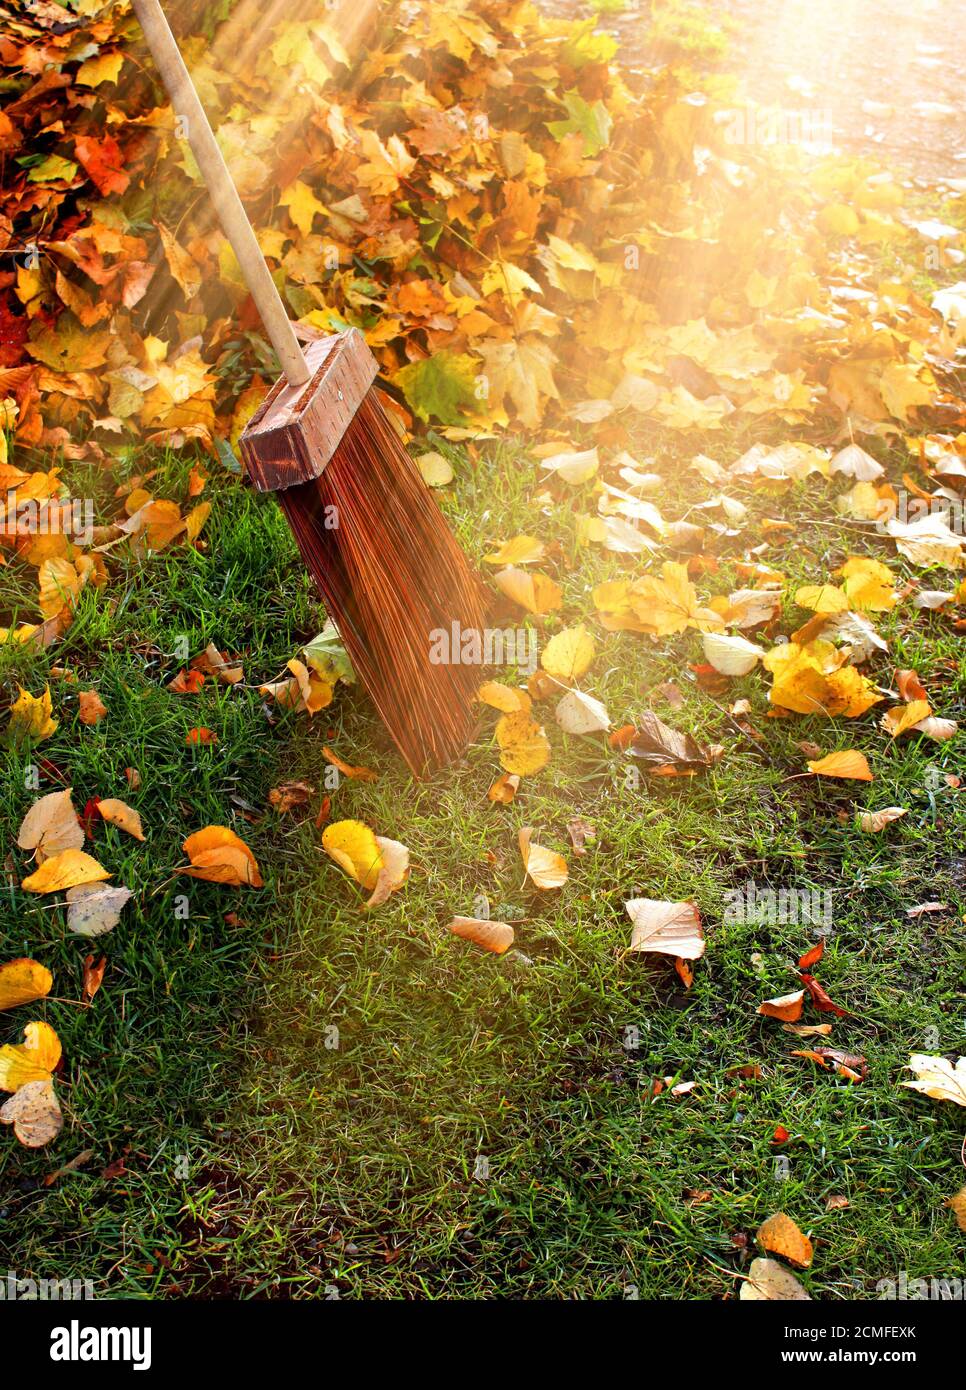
[{"x1": 131, "y1": 0, "x2": 312, "y2": 387}]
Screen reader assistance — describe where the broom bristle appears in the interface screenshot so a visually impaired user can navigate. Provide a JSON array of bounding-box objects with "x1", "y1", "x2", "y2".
[{"x1": 278, "y1": 392, "x2": 488, "y2": 777}]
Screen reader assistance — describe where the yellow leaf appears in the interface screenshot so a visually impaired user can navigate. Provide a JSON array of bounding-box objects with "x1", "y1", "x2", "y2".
[
  {"x1": 632, "y1": 562, "x2": 724, "y2": 637},
  {"x1": 484, "y1": 535, "x2": 545, "y2": 566},
  {"x1": 0, "y1": 959, "x2": 52, "y2": 1012},
  {"x1": 477, "y1": 681, "x2": 531, "y2": 714},
  {"x1": 806, "y1": 750, "x2": 874, "y2": 780},
  {"x1": 182, "y1": 826, "x2": 263, "y2": 887},
  {"x1": 541, "y1": 625, "x2": 595, "y2": 682},
  {"x1": 0, "y1": 1021, "x2": 62, "y2": 1092},
  {"x1": 495, "y1": 711, "x2": 551, "y2": 775},
  {"x1": 320, "y1": 819, "x2": 408, "y2": 907},
  {"x1": 415, "y1": 452, "x2": 454, "y2": 488},
  {"x1": 487, "y1": 772, "x2": 520, "y2": 804},
  {"x1": 279, "y1": 179, "x2": 328, "y2": 238},
  {"x1": 764, "y1": 641, "x2": 882, "y2": 717},
  {"x1": 881, "y1": 700, "x2": 932, "y2": 738},
  {"x1": 518, "y1": 827, "x2": 568, "y2": 889},
  {"x1": 794, "y1": 584, "x2": 848, "y2": 614},
  {"x1": 493, "y1": 566, "x2": 562, "y2": 614},
  {"x1": 97, "y1": 798, "x2": 145, "y2": 841},
  {"x1": 22, "y1": 848, "x2": 110, "y2": 894},
  {"x1": 185, "y1": 501, "x2": 211, "y2": 544},
  {"x1": 75, "y1": 51, "x2": 125, "y2": 88},
  {"x1": 7, "y1": 685, "x2": 58, "y2": 745}
]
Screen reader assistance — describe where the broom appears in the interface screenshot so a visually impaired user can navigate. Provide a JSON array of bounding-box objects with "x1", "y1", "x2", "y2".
[{"x1": 132, "y1": 0, "x2": 487, "y2": 776}]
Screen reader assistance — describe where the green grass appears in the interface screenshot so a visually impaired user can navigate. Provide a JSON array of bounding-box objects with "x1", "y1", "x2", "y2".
[{"x1": 2, "y1": 416, "x2": 963, "y2": 1300}]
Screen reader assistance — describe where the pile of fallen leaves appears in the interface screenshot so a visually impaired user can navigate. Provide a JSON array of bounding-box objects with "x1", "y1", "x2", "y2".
[{"x1": 3, "y1": 0, "x2": 966, "y2": 460}]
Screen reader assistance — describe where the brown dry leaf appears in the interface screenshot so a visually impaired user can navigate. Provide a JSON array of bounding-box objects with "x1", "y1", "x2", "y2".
[
  {"x1": 758, "y1": 989, "x2": 806, "y2": 1022},
  {"x1": 185, "y1": 727, "x2": 218, "y2": 745},
  {"x1": 0, "y1": 1078, "x2": 63, "y2": 1148},
  {"x1": 17, "y1": 789, "x2": 83, "y2": 864},
  {"x1": 0, "y1": 959, "x2": 53, "y2": 1011},
  {"x1": 825, "y1": 1194, "x2": 850, "y2": 1212},
  {"x1": 182, "y1": 826, "x2": 263, "y2": 887},
  {"x1": 806, "y1": 750, "x2": 873, "y2": 780},
  {"x1": 96, "y1": 798, "x2": 145, "y2": 841},
  {"x1": 518, "y1": 827, "x2": 568, "y2": 890},
  {"x1": 191, "y1": 643, "x2": 243, "y2": 685},
  {"x1": 740, "y1": 1258, "x2": 810, "y2": 1301},
  {"x1": 268, "y1": 781, "x2": 315, "y2": 814},
  {"x1": 858, "y1": 807, "x2": 907, "y2": 832},
  {"x1": 78, "y1": 690, "x2": 107, "y2": 725},
  {"x1": 629, "y1": 712, "x2": 713, "y2": 776},
  {"x1": 756, "y1": 1212, "x2": 813, "y2": 1268},
  {"x1": 322, "y1": 747, "x2": 378, "y2": 782},
  {"x1": 782, "y1": 1021, "x2": 833, "y2": 1037},
  {"x1": 82, "y1": 953, "x2": 107, "y2": 1003},
  {"x1": 625, "y1": 898, "x2": 705, "y2": 960},
  {"x1": 125, "y1": 768, "x2": 142, "y2": 790},
  {"x1": 487, "y1": 772, "x2": 520, "y2": 804},
  {"x1": 448, "y1": 916, "x2": 515, "y2": 955},
  {"x1": 567, "y1": 817, "x2": 596, "y2": 855},
  {"x1": 21, "y1": 848, "x2": 110, "y2": 894}
]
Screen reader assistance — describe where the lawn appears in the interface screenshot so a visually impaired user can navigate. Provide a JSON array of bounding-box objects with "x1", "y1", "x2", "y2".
[
  {"x1": 2, "y1": 418, "x2": 964, "y2": 1299},
  {"x1": 2, "y1": 0, "x2": 965, "y2": 1304}
]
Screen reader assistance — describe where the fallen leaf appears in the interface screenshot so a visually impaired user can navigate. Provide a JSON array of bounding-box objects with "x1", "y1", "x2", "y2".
[
  {"x1": 82, "y1": 954, "x2": 107, "y2": 1003},
  {"x1": 0, "y1": 1078, "x2": 62, "y2": 1147},
  {"x1": 487, "y1": 772, "x2": 520, "y2": 804},
  {"x1": 6, "y1": 686, "x2": 58, "y2": 745},
  {"x1": 66, "y1": 883, "x2": 133, "y2": 937},
  {"x1": 448, "y1": 916, "x2": 514, "y2": 954},
  {"x1": 567, "y1": 817, "x2": 596, "y2": 855},
  {"x1": 495, "y1": 711, "x2": 551, "y2": 775},
  {"x1": 740, "y1": 1257, "x2": 810, "y2": 1301},
  {"x1": 702, "y1": 632, "x2": 765, "y2": 676},
  {"x1": 322, "y1": 748, "x2": 378, "y2": 781},
  {"x1": 625, "y1": 898, "x2": 704, "y2": 960},
  {"x1": 758, "y1": 989, "x2": 805, "y2": 1022},
  {"x1": 0, "y1": 959, "x2": 52, "y2": 1012},
  {"x1": 518, "y1": 827, "x2": 568, "y2": 889},
  {"x1": 0, "y1": 1021, "x2": 62, "y2": 1091},
  {"x1": 96, "y1": 799, "x2": 145, "y2": 841},
  {"x1": 800, "y1": 972, "x2": 849, "y2": 1017},
  {"x1": 858, "y1": 807, "x2": 907, "y2": 832},
  {"x1": 903, "y1": 1053, "x2": 966, "y2": 1106},
  {"x1": 806, "y1": 750, "x2": 873, "y2": 780},
  {"x1": 268, "y1": 781, "x2": 315, "y2": 814},
  {"x1": 321, "y1": 820, "x2": 409, "y2": 907},
  {"x1": 17, "y1": 790, "x2": 84, "y2": 863},
  {"x1": 22, "y1": 849, "x2": 110, "y2": 894},
  {"x1": 78, "y1": 690, "x2": 108, "y2": 725},
  {"x1": 541, "y1": 625, "x2": 595, "y2": 682},
  {"x1": 555, "y1": 688, "x2": 610, "y2": 735},
  {"x1": 629, "y1": 712, "x2": 713, "y2": 775},
  {"x1": 756, "y1": 1212, "x2": 813, "y2": 1268},
  {"x1": 182, "y1": 826, "x2": 263, "y2": 887},
  {"x1": 493, "y1": 566, "x2": 562, "y2": 615}
]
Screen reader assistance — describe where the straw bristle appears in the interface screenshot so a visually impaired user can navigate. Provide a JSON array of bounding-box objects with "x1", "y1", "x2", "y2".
[{"x1": 278, "y1": 392, "x2": 488, "y2": 777}]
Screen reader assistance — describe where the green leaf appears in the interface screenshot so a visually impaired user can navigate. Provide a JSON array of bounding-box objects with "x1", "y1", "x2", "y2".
[
  {"x1": 392, "y1": 350, "x2": 479, "y2": 426},
  {"x1": 546, "y1": 90, "x2": 613, "y2": 156}
]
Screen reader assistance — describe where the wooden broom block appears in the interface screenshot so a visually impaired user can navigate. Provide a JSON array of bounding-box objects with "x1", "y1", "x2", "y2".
[{"x1": 239, "y1": 329, "x2": 379, "y2": 492}]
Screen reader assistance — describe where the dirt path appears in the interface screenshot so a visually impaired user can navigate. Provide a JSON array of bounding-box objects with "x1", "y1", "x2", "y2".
[{"x1": 546, "y1": 0, "x2": 966, "y2": 184}]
